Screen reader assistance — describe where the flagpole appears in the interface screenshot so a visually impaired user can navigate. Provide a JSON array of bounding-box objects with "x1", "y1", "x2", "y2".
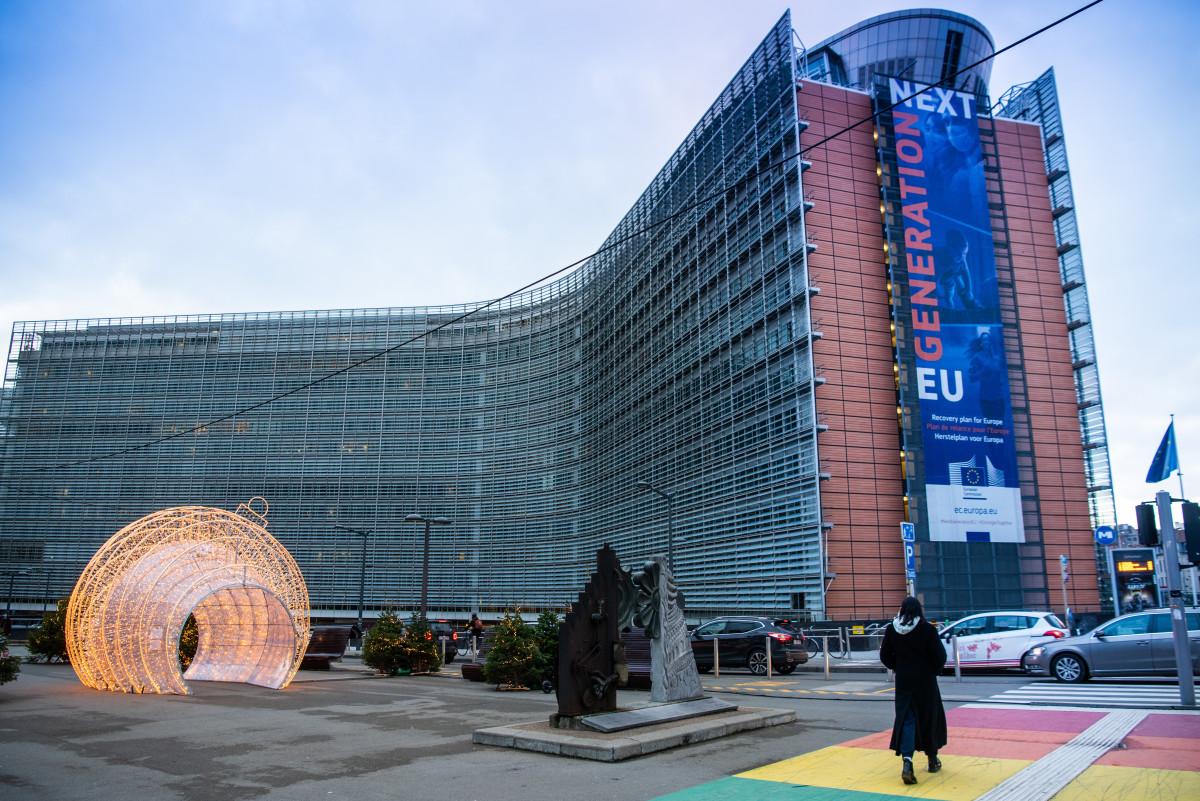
[{"x1": 1174, "y1": 414, "x2": 1186, "y2": 499}]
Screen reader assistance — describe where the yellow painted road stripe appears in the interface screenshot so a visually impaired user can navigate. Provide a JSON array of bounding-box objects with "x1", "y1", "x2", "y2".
[
  {"x1": 1051, "y1": 764, "x2": 1200, "y2": 801},
  {"x1": 738, "y1": 745, "x2": 1033, "y2": 801}
]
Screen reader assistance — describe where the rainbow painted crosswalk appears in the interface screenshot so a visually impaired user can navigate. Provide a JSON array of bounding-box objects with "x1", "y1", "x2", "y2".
[{"x1": 652, "y1": 705, "x2": 1200, "y2": 800}]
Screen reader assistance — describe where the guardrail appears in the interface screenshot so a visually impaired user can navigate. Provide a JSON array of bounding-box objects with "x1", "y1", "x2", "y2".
[{"x1": 703, "y1": 629, "x2": 966, "y2": 682}]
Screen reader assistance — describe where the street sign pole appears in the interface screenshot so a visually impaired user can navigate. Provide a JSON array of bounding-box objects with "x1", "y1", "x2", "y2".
[
  {"x1": 1060, "y1": 554, "x2": 1069, "y2": 628},
  {"x1": 901, "y1": 523, "x2": 916, "y2": 597},
  {"x1": 1155, "y1": 490, "x2": 1196, "y2": 708}
]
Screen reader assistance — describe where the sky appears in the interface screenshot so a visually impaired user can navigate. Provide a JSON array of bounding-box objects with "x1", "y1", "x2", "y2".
[{"x1": 1, "y1": 0, "x2": 1197, "y2": 528}]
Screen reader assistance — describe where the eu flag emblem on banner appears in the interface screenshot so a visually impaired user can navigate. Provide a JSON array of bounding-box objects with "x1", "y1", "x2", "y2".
[{"x1": 1146, "y1": 422, "x2": 1179, "y2": 483}]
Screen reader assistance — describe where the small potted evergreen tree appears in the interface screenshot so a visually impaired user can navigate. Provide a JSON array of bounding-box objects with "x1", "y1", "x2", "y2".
[
  {"x1": 483, "y1": 608, "x2": 545, "y2": 690},
  {"x1": 27, "y1": 599, "x2": 70, "y2": 664},
  {"x1": 178, "y1": 615, "x2": 198, "y2": 671},
  {"x1": 401, "y1": 614, "x2": 442, "y2": 674},
  {"x1": 532, "y1": 609, "x2": 560, "y2": 690},
  {"x1": 0, "y1": 632, "x2": 19, "y2": 685},
  {"x1": 362, "y1": 610, "x2": 408, "y2": 675}
]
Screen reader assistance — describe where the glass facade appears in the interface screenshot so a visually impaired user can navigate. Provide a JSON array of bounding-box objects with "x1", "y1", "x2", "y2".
[
  {"x1": 0, "y1": 10, "x2": 1107, "y2": 624},
  {"x1": 994, "y1": 69, "x2": 1117, "y2": 607},
  {"x1": 801, "y1": 9, "x2": 994, "y2": 95},
  {"x1": 1, "y1": 14, "x2": 825, "y2": 620}
]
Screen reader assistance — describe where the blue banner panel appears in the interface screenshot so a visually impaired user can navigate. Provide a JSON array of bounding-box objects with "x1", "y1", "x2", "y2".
[{"x1": 889, "y1": 79, "x2": 1024, "y2": 543}]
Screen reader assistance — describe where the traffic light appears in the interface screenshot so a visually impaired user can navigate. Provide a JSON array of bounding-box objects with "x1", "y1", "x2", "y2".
[
  {"x1": 1135, "y1": 503, "x2": 1158, "y2": 547},
  {"x1": 1182, "y1": 501, "x2": 1200, "y2": 565}
]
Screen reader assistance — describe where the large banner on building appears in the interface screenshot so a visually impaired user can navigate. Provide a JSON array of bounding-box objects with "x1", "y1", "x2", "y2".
[{"x1": 888, "y1": 79, "x2": 1024, "y2": 543}]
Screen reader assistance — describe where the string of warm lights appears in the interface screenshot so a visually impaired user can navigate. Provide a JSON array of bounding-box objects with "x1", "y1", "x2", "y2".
[{"x1": 66, "y1": 499, "x2": 310, "y2": 695}]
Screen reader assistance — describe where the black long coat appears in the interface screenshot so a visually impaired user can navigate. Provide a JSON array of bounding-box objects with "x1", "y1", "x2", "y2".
[{"x1": 879, "y1": 619, "x2": 948, "y2": 756}]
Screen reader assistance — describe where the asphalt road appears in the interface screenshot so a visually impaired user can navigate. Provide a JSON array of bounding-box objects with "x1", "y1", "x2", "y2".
[{"x1": 0, "y1": 660, "x2": 1038, "y2": 801}]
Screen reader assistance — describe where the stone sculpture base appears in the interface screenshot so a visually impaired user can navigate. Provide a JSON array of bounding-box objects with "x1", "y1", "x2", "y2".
[{"x1": 475, "y1": 704, "x2": 795, "y2": 761}]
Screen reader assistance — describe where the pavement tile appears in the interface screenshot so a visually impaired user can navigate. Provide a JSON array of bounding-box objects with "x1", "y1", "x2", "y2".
[
  {"x1": 1093, "y1": 739, "x2": 1200, "y2": 770},
  {"x1": 652, "y1": 776, "x2": 911, "y2": 800},
  {"x1": 1050, "y1": 764, "x2": 1200, "y2": 801},
  {"x1": 736, "y1": 745, "x2": 1032, "y2": 800},
  {"x1": 841, "y1": 726, "x2": 1073, "y2": 756},
  {"x1": 1129, "y1": 713, "x2": 1200, "y2": 739},
  {"x1": 943, "y1": 706, "x2": 1105, "y2": 732}
]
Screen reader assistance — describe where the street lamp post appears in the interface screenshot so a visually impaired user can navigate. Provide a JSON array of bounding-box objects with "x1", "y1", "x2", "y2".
[
  {"x1": 333, "y1": 524, "x2": 373, "y2": 635},
  {"x1": 4, "y1": 569, "x2": 28, "y2": 620},
  {"x1": 404, "y1": 514, "x2": 452, "y2": 618},
  {"x1": 635, "y1": 480, "x2": 675, "y2": 570}
]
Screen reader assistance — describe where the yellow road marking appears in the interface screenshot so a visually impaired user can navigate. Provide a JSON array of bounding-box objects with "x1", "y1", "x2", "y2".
[
  {"x1": 1052, "y1": 764, "x2": 1200, "y2": 801},
  {"x1": 739, "y1": 745, "x2": 1032, "y2": 800}
]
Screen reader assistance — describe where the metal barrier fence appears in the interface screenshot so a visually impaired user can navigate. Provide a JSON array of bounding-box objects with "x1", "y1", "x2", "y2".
[{"x1": 707, "y1": 630, "x2": 965, "y2": 682}]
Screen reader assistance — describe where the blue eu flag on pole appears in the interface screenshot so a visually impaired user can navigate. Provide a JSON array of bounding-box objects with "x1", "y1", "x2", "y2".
[{"x1": 1146, "y1": 421, "x2": 1179, "y2": 483}]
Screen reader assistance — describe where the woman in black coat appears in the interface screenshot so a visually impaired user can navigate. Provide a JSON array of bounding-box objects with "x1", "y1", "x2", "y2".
[{"x1": 879, "y1": 596, "x2": 948, "y2": 785}]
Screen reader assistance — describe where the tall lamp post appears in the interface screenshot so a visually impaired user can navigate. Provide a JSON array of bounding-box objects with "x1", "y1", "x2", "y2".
[
  {"x1": 405, "y1": 514, "x2": 452, "y2": 618},
  {"x1": 333, "y1": 524, "x2": 373, "y2": 635},
  {"x1": 4, "y1": 569, "x2": 29, "y2": 620},
  {"x1": 635, "y1": 480, "x2": 675, "y2": 570}
]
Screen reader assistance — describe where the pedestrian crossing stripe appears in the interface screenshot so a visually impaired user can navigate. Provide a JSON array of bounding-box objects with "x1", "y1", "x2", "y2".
[
  {"x1": 990, "y1": 683, "x2": 1186, "y2": 707},
  {"x1": 704, "y1": 684, "x2": 890, "y2": 697}
]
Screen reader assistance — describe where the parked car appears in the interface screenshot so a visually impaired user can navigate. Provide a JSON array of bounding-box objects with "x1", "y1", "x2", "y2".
[
  {"x1": 940, "y1": 611, "x2": 1068, "y2": 669},
  {"x1": 1023, "y1": 608, "x2": 1200, "y2": 682},
  {"x1": 690, "y1": 616, "x2": 808, "y2": 675},
  {"x1": 429, "y1": 620, "x2": 459, "y2": 663}
]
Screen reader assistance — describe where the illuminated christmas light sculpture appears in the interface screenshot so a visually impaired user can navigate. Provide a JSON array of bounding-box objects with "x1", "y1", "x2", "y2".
[{"x1": 66, "y1": 498, "x2": 310, "y2": 695}]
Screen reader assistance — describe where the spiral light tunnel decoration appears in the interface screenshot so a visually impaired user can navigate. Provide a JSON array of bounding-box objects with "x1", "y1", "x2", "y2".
[{"x1": 66, "y1": 498, "x2": 311, "y2": 695}]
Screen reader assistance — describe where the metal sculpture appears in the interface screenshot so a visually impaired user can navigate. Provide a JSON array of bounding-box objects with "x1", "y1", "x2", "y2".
[
  {"x1": 66, "y1": 499, "x2": 310, "y2": 695},
  {"x1": 556, "y1": 544, "x2": 627, "y2": 717},
  {"x1": 631, "y1": 556, "x2": 702, "y2": 702}
]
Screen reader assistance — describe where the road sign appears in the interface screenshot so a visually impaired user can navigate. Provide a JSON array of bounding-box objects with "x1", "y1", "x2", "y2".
[
  {"x1": 900, "y1": 522, "x2": 915, "y2": 542},
  {"x1": 1095, "y1": 525, "x2": 1116, "y2": 546},
  {"x1": 1060, "y1": 554, "x2": 1069, "y2": 582}
]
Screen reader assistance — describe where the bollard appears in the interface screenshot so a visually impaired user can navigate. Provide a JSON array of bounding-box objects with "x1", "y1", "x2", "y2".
[
  {"x1": 823, "y1": 635, "x2": 830, "y2": 680},
  {"x1": 766, "y1": 635, "x2": 773, "y2": 677},
  {"x1": 472, "y1": 635, "x2": 478, "y2": 662},
  {"x1": 714, "y1": 637, "x2": 720, "y2": 677},
  {"x1": 952, "y1": 635, "x2": 961, "y2": 682},
  {"x1": 440, "y1": 636, "x2": 446, "y2": 665}
]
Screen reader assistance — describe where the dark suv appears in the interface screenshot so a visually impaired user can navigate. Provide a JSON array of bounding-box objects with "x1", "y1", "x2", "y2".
[
  {"x1": 429, "y1": 620, "x2": 459, "y2": 663},
  {"x1": 690, "y1": 616, "x2": 809, "y2": 675}
]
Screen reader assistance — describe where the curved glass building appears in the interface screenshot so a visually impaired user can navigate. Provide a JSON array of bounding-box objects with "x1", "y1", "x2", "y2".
[
  {"x1": 801, "y1": 9, "x2": 994, "y2": 95},
  {"x1": 0, "y1": 9, "x2": 1110, "y2": 623}
]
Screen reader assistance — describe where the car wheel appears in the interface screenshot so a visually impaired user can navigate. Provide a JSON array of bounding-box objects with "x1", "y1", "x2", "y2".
[
  {"x1": 776, "y1": 664, "x2": 796, "y2": 675},
  {"x1": 1051, "y1": 653, "x2": 1088, "y2": 683},
  {"x1": 748, "y1": 649, "x2": 768, "y2": 675}
]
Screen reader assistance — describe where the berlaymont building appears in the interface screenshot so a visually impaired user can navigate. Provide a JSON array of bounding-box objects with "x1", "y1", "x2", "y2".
[{"x1": 0, "y1": 9, "x2": 1112, "y2": 624}]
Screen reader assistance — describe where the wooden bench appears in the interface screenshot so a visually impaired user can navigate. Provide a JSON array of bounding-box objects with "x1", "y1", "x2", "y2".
[
  {"x1": 621, "y1": 628, "x2": 652, "y2": 690},
  {"x1": 299, "y1": 625, "x2": 352, "y2": 670}
]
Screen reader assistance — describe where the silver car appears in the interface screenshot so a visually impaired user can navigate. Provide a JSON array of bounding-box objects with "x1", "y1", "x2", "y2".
[{"x1": 1023, "y1": 608, "x2": 1200, "y2": 682}]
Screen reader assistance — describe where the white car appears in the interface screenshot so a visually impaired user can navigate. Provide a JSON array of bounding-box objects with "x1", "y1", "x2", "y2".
[{"x1": 939, "y1": 611, "x2": 1068, "y2": 669}]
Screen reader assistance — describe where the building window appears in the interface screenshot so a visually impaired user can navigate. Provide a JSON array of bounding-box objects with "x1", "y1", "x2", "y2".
[{"x1": 940, "y1": 29, "x2": 964, "y2": 84}]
